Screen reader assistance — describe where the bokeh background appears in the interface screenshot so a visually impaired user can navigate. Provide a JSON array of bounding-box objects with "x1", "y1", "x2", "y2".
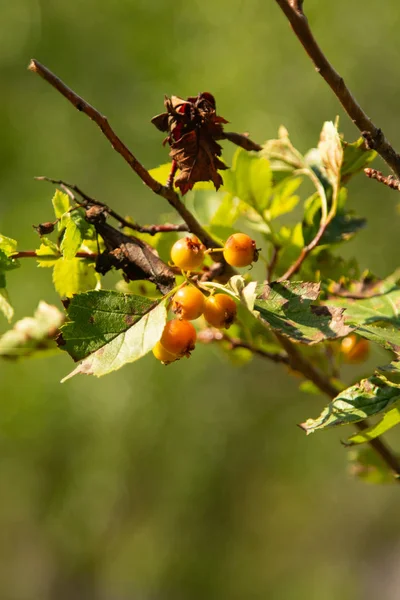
[{"x1": 1, "y1": 1, "x2": 400, "y2": 598}]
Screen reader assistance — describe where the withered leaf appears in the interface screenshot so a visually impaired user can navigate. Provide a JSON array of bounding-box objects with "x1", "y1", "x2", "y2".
[
  {"x1": 94, "y1": 221, "x2": 175, "y2": 295},
  {"x1": 151, "y1": 92, "x2": 228, "y2": 195}
]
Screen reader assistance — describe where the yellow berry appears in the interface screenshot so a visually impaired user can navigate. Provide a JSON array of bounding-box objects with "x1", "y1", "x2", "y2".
[
  {"x1": 172, "y1": 285, "x2": 205, "y2": 320},
  {"x1": 223, "y1": 233, "x2": 258, "y2": 267},
  {"x1": 160, "y1": 319, "x2": 197, "y2": 357},
  {"x1": 152, "y1": 341, "x2": 179, "y2": 365},
  {"x1": 170, "y1": 236, "x2": 205, "y2": 271},
  {"x1": 203, "y1": 294, "x2": 237, "y2": 329},
  {"x1": 340, "y1": 334, "x2": 370, "y2": 363}
]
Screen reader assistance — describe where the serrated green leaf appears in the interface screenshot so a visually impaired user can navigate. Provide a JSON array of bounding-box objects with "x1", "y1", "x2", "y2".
[
  {"x1": 53, "y1": 258, "x2": 98, "y2": 297},
  {"x1": 348, "y1": 447, "x2": 397, "y2": 484},
  {"x1": 267, "y1": 177, "x2": 301, "y2": 220},
  {"x1": 0, "y1": 301, "x2": 64, "y2": 359},
  {"x1": 52, "y1": 190, "x2": 70, "y2": 221},
  {"x1": 330, "y1": 288, "x2": 400, "y2": 327},
  {"x1": 211, "y1": 193, "x2": 241, "y2": 227},
  {"x1": 253, "y1": 281, "x2": 353, "y2": 344},
  {"x1": 224, "y1": 148, "x2": 273, "y2": 214},
  {"x1": 36, "y1": 237, "x2": 60, "y2": 267},
  {"x1": 0, "y1": 288, "x2": 14, "y2": 322},
  {"x1": 61, "y1": 217, "x2": 83, "y2": 259},
  {"x1": 301, "y1": 375, "x2": 400, "y2": 434},
  {"x1": 356, "y1": 325, "x2": 400, "y2": 355},
  {"x1": 341, "y1": 138, "x2": 377, "y2": 182},
  {"x1": 0, "y1": 235, "x2": 17, "y2": 255},
  {"x1": 345, "y1": 407, "x2": 400, "y2": 446},
  {"x1": 60, "y1": 291, "x2": 167, "y2": 379}
]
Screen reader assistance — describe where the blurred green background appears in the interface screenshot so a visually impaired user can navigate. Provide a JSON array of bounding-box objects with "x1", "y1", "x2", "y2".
[{"x1": 1, "y1": 1, "x2": 400, "y2": 598}]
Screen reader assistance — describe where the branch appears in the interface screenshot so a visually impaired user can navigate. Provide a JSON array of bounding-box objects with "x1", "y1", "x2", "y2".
[
  {"x1": 364, "y1": 168, "x2": 400, "y2": 192},
  {"x1": 222, "y1": 131, "x2": 262, "y2": 152},
  {"x1": 274, "y1": 1, "x2": 400, "y2": 178},
  {"x1": 13, "y1": 250, "x2": 97, "y2": 260},
  {"x1": 277, "y1": 211, "x2": 329, "y2": 281},
  {"x1": 198, "y1": 328, "x2": 290, "y2": 364},
  {"x1": 28, "y1": 59, "x2": 219, "y2": 250},
  {"x1": 35, "y1": 176, "x2": 189, "y2": 235}
]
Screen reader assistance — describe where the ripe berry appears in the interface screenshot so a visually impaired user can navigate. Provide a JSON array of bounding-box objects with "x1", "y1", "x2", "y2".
[
  {"x1": 203, "y1": 293, "x2": 237, "y2": 329},
  {"x1": 160, "y1": 319, "x2": 197, "y2": 357},
  {"x1": 340, "y1": 334, "x2": 370, "y2": 363},
  {"x1": 170, "y1": 236, "x2": 205, "y2": 271},
  {"x1": 172, "y1": 285, "x2": 205, "y2": 321},
  {"x1": 223, "y1": 233, "x2": 258, "y2": 267},
  {"x1": 152, "y1": 341, "x2": 179, "y2": 365}
]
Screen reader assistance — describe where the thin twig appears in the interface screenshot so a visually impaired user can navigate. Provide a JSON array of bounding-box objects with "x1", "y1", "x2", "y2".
[
  {"x1": 277, "y1": 216, "x2": 327, "y2": 281},
  {"x1": 222, "y1": 131, "x2": 262, "y2": 152},
  {"x1": 266, "y1": 245, "x2": 280, "y2": 282},
  {"x1": 274, "y1": 1, "x2": 400, "y2": 178},
  {"x1": 35, "y1": 176, "x2": 189, "y2": 235},
  {"x1": 198, "y1": 328, "x2": 290, "y2": 364},
  {"x1": 12, "y1": 250, "x2": 97, "y2": 260},
  {"x1": 364, "y1": 168, "x2": 400, "y2": 192},
  {"x1": 28, "y1": 59, "x2": 219, "y2": 250}
]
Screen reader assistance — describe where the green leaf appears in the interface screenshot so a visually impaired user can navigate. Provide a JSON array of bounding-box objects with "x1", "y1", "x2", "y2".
[
  {"x1": 345, "y1": 407, "x2": 400, "y2": 446},
  {"x1": 61, "y1": 217, "x2": 83, "y2": 259},
  {"x1": 0, "y1": 301, "x2": 64, "y2": 359},
  {"x1": 52, "y1": 190, "x2": 71, "y2": 221},
  {"x1": 0, "y1": 234, "x2": 17, "y2": 255},
  {"x1": 0, "y1": 248, "x2": 20, "y2": 322},
  {"x1": 0, "y1": 288, "x2": 14, "y2": 322},
  {"x1": 266, "y1": 177, "x2": 301, "y2": 220},
  {"x1": 253, "y1": 281, "x2": 353, "y2": 344},
  {"x1": 53, "y1": 258, "x2": 98, "y2": 297},
  {"x1": 300, "y1": 375, "x2": 400, "y2": 434},
  {"x1": 356, "y1": 325, "x2": 400, "y2": 355},
  {"x1": 224, "y1": 148, "x2": 273, "y2": 215},
  {"x1": 318, "y1": 121, "x2": 343, "y2": 188},
  {"x1": 341, "y1": 138, "x2": 377, "y2": 182},
  {"x1": 60, "y1": 291, "x2": 167, "y2": 379},
  {"x1": 210, "y1": 193, "x2": 241, "y2": 227},
  {"x1": 36, "y1": 237, "x2": 60, "y2": 267},
  {"x1": 330, "y1": 288, "x2": 400, "y2": 327},
  {"x1": 348, "y1": 447, "x2": 397, "y2": 484}
]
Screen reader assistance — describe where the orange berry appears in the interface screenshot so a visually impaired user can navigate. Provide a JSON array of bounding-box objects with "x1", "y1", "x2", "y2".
[
  {"x1": 160, "y1": 319, "x2": 197, "y2": 357},
  {"x1": 152, "y1": 341, "x2": 179, "y2": 365},
  {"x1": 170, "y1": 236, "x2": 205, "y2": 271},
  {"x1": 340, "y1": 334, "x2": 370, "y2": 363},
  {"x1": 203, "y1": 294, "x2": 237, "y2": 329},
  {"x1": 223, "y1": 233, "x2": 258, "y2": 267},
  {"x1": 172, "y1": 285, "x2": 205, "y2": 320}
]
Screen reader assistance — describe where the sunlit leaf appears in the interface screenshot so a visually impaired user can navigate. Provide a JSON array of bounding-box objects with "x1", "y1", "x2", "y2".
[
  {"x1": 52, "y1": 189, "x2": 70, "y2": 222},
  {"x1": 60, "y1": 291, "x2": 167, "y2": 379},
  {"x1": 253, "y1": 281, "x2": 353, "y2": 344},
  {"x1": 345, "y1": 407, "x2": 400, "y2": 446},
  {"x1": 301, "y1": 375, "x2": 400, "y2": 434},
  {"x1": 36, "y1": 237, "x2": 60, "y2": 267},
  {"x1": 53, "y1": 258, "x2": 98, "y2": 297}
]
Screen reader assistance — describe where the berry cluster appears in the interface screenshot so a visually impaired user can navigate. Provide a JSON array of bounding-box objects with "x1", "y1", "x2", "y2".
[{"x1": 152, "y1": 232, "x2": 258, "y2": 365}]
